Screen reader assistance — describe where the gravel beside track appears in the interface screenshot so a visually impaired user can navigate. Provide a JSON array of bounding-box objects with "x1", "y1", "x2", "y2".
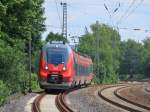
[
  {"x1": 145, "y1": 87, "x2": 150, "y2": 93},
  {"x1": 100, "y1": 85, "x2": 149, "y2": 112},
  {"x1": 117, "y1": 85, "x2": 150, "y2": 109},
  {"x1": 0, "y1": 93, "x2": 38, "y2": 112},
  {"x1": 65, "y1": 85, "x2": 127, "y2": 112},
  {"x1": 40, "y1": 94, "x2": 59, "y2": 112}
]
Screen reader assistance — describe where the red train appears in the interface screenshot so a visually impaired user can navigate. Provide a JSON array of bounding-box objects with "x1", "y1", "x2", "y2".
[{"x1": 38, "y1": 41, "x2": 94, "y2": 89}]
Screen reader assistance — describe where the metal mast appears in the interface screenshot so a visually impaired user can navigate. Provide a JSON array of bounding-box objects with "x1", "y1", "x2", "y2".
[
  {"x1": 61, "y1": 2, "x2": 67, "y2": 39},
  {"x1": 28, "y1": 37, "x2": 32, "y2": 93},
  {"x1": 95, "y1": 21, "x2": 100, "y2": 77}
]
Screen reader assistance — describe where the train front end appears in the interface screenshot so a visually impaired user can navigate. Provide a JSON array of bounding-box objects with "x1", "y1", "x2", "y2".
[{"x1": 38, "y1": 42, "x2": 74, "y2": 90}]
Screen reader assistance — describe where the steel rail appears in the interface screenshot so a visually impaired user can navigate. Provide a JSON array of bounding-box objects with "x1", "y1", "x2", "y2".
[
  {"x1": 98, "y1": 85, "x2": 143, "y2": 112},
  {"x1": 55, "y1": 92, "x2": 73, "y2": 112},
  {"x1": 32, "y1": 92, "x2": 46, "y2": 112},
  {"x1": 55, "y1": 84, "x2": 97, "y2": 112},
  {"x1": 114, "y1": 86, "x2": 150, "y2": 111},
  {"x1": 145, "y1": 87, "x2": 150, "y2": 93}
]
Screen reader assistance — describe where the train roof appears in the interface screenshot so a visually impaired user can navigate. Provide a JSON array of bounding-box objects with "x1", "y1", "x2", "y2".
[
  {"x1": 42, "y1": 41, "x2": 92, "y2": 63},
  {"x1": 43, "y1": 41, "x2": 70, "y2": 50}
]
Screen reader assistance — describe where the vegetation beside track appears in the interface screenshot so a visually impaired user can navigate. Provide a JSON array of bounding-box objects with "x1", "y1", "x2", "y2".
[
  {"x1": 0, "y1": 0, "x2": 150, "y2": 107},
  {"x1": 78, "y1": 22, "x2": 150, "y2": 83},
  {"x1": 0, "y1": 0, "x2": 45, "y2": 106}
]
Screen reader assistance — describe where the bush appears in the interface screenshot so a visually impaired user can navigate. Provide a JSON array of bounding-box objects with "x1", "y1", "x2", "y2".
[
  {"x1": 0, "y1": 80, "x2": 9, "y2": 106},
  {"x1": 0, "y1": 39, "x2": 28, "y2": 93},
  {"x1": 31, "y1": 73, "x2": 40, "y2": 90}
]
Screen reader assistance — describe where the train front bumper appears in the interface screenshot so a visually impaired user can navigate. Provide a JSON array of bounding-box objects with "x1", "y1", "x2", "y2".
[{"x1": 39, "y1": 80, "x2": 71, "y2": 89}]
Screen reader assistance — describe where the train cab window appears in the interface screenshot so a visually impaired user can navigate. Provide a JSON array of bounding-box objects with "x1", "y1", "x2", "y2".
[
  {"x1": 47, "y1": 48, "x2": 68, "y2": 64},
  {"x1": 48, "y1": 53, "x2": 64, "y2": 64}
]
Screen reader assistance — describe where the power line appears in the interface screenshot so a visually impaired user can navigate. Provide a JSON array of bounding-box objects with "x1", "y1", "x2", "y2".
[
  {"x1": 124, "y1": 0, "x2": 144, "y2": 21},
  {"x1": 46, "y1": 24, "x2": 150, "y2": 33},
  {"x1": 117, "y1": 0, "x2": 137, "y2": 25},
  {"x1": 103, "y1": 0, "x2": 121, "y2": 30},
  {"x1": 54, "y1": 0, "x2": 62, "y2": 27},
  {"x1": 119, "y1": 27, "x2": 150, "y2": 33}
]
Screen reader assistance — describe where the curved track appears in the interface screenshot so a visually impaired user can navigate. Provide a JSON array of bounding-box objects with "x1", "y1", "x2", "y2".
[
  {"x1": 32, "y1": 92, "x2": 46, "y2": 112},
  {"x1": 98, "y1": 85, "x2": 149, "y2": 112},
  {"x1": 32, "y1": 89, "x2": 74, "y2": 112},
  {"x1": 55, "y1": 92, "x2": 74, "y2": 112},
  {"x1": 145, "y1": 87, "x2": 150, "y2": 93},
  {"x1": 115, "y1": 86, "x2": 150, "y2": 111},
  {"x1": 32, "y1": 92, "x2": 60, "y2": 112}
]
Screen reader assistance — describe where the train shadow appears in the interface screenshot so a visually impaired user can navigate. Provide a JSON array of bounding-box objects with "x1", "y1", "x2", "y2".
[{"x1": 45, "y1": 89, "x2": 65, "y2": 95}]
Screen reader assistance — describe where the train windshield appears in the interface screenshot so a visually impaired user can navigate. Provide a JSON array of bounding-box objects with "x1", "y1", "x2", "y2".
[{"x1": 47, "y1": 48, "x2": 68, "y2": 64}]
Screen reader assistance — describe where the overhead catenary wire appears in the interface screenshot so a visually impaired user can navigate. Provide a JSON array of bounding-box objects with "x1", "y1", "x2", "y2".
[
  {"x1": 103, "y1": 0, "x2": 121, "y2": 29},
  {"x1": 54, "y1": 0, "x2": 62, "y2": 28},
  {"x1": 46, "y1": 24, "x2": 150, "y2": 33},
  {"x1": 117, "y1": 0, "x2": 137, "y2": 25},
  {"x1": 123, "y1": 0, "x2": 144, "y2": 22},
  {"x1": 46, "y1": 0, "x2": 149, "y2": 39}
]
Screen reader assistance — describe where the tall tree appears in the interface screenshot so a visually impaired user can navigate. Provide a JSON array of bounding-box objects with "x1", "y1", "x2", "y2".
[
  {"x1": 45, "y1": 32, "x2": 67, "y2": 42},
  {"x1": 143, "y1": 37, "x2": 150, "y2": 77},
  {"x1": 119, "y1": 39, "x2": 144, "y2": 79},
  {"x1": 0, "y1": 0, "x2": 45, "y2": 94},
  {"x1": 78, "y1": 22, "x2": 121, "y2": 83},
  {"x1": 0, "y1": 0, "x2": 45, "y2": 49}
]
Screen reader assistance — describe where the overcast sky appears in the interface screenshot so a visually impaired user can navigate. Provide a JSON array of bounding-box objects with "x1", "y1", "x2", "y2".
[{"x1": 43, "y1": 0, "x2": 150, "y2": 42}]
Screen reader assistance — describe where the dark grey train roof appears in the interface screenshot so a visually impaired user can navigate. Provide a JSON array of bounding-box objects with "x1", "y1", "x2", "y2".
[{"x1": 43, "y1": 42, "x2": 71, "y2": 50}]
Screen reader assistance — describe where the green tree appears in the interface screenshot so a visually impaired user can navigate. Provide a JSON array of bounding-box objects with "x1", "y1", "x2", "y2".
[
  {"x1": 143, "y1": 37, "x2": 150, "y2": 77},
  {"x1": 78, "y1": 22, "x2": 121, "y2": 83},
  {"x1": 45, "y1": 32, "x2": 67, "y2": 42},
  {"x1": 119, "y1": 39, "x2": 144, "y2": 79},
  {"x1": 0, "y1": 80, "x2": 9, "y2": 106},
  {"x1": 0, "y1": 0, "x2": 45, "y2": 102},
  {"x1": 0, "y1": 0, "x2": 45, "y2": 49},
  {"x1": 0, "y1": 39, "x2": 28, "y2": 92}
]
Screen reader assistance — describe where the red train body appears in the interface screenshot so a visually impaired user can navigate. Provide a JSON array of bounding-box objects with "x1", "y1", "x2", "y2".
[{"x1": 38, "y1": 41, "x2": 94, "y2": 89}]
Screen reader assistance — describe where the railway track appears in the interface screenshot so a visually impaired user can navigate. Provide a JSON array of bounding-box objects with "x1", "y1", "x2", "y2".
[
  {"x1": 32, "y1": 88, "x2": 77, "y2": 112},
  {"x1": 115, "y1": 86, "x2": 150, "y2": 111},
  {"x1": 32, "y1": 84, "x2": 149, "y2": 112},
  {"x1": 32, "y1": 92, "x2": 46, "y2": 112},
  {"x1": 31, "y1": 85, "x2": 90, "y2": 112},
  {"x1": 145, "y1": 87, "x2": 150, "y2": 93},
  {"x1": 55, "y1": 92, "x2": 73, "y2": 112},
  {"x1": 55, "y1": 85, "x2": 94, "y2": 112},
  {"x1": 98, "y1": 85, "x2": 150, "y2": 112}
]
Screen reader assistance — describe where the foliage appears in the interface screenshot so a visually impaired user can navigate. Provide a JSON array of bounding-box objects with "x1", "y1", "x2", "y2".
[
  {"x1": 78, "y1": 22, "x2": 121, "y2": 84},
  {"x1": 0, "y1": 39, "x2": 28, "y2": 93},
  {"x1": 0, "y1": 0, "x2": 45, "y2": 49},
  {"x1": 119, "y1": 39, "x2": 145, "y2": 79},
  {"x1": 31, "y1": 73, "x2": 40, "y2": 90},
  {"x1": 0, "y1": 80, "x2": 9, "y2": 106},
  {"x1": 0, "y1": 0, "x2": 45, "y2": 105},
  {"x1": 45, "y1": 32, "x2": 67, "y2": 42},
  {"x1": 32, "y1": 50, "x2": 40, "y2": 73},
  {"x1": 143, "y1": 37, "x2": 150, "y2": 77}
]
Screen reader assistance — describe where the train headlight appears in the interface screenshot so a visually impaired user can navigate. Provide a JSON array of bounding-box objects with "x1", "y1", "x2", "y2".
[
  {"x1": 45, "y1": 66, "x2": 48, "y2": 70},
  {"x1": 62, "y1": 66, "x2": 67, "y2": 71}
]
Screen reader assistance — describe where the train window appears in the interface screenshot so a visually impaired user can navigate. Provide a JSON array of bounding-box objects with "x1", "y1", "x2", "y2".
[
  {"x1": 87, "y1": 66, "x2": 89, "y2": 74},
  {"x1": 77, "y1": 64, "x2": 80, "y2": 76},
  {"x1": 83, "y1": 66, "x2": 84, "y2": 75},
  {"x1": 80, "y1": 65, "x2": 82, "y2": 75},
  {"x1": 84, "y1": 66, "x2": 86, "y2": 75},
  {"x1": 78, "y1": 65, "x2": 81, "y2": 75},
  {"x1": 91, "y1": 64, "x2": 93, "y2": 72},
  {"x1": 47, "y1": 48, "x2": 68, "y2": 64},
  {"x1": 49, "y1": 53, "x2": 64, "y2": 64}
]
